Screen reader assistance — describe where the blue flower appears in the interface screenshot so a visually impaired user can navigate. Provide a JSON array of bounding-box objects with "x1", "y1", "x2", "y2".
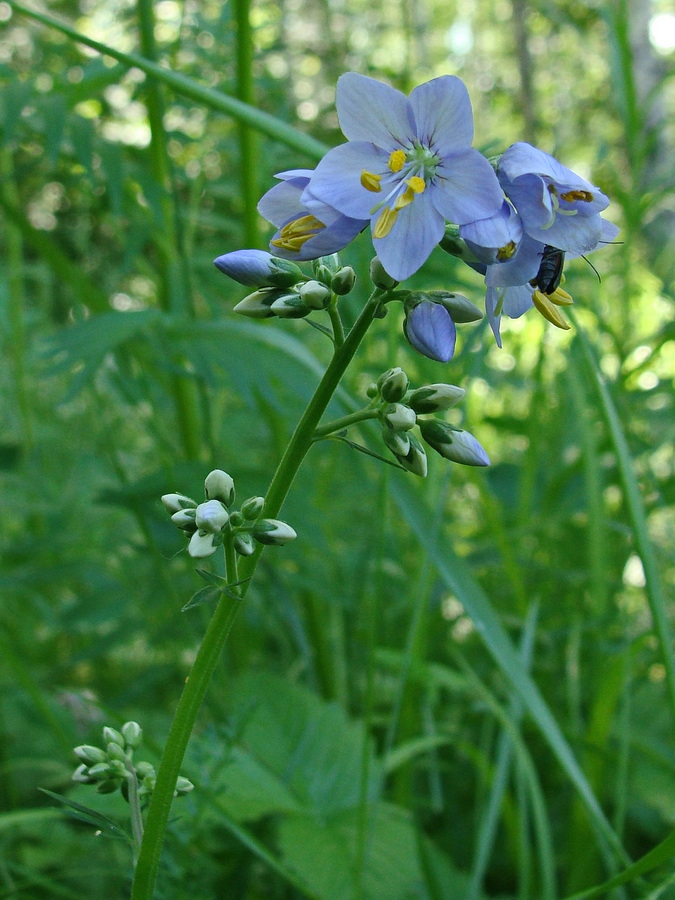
[
  {"x1": 498, "y1": 143, "x2": 616, "y2": 255},
  {"x1": 308, "y1": 73, "x2": 504, "y2": 282},
  {"x1": 213, "y1": 249, "x2": 303, "y2": 288},
  {"x1": 257, "y1": 169, "x2": 367, "y2": 261},
  {"x1": 403, "y1": 297, "x2": 457, "y2": 363}
]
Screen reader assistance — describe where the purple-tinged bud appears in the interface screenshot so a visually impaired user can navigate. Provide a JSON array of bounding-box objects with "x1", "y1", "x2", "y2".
[
  {"x1": 214, "y1": 250, "x2": 303, "y2": 288},
  {"x1": 419, "y1": 420, "x2": 490, "y2": 467},
  {"x1": 403, "y1": 298, "x2": 456, "y2": 363},
  {"x1": 195, "y1": 500, "x2": 230, "y2": 533}
]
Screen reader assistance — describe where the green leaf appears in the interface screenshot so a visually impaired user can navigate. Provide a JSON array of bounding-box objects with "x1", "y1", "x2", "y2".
[{"x1": 39, "y1": 789, "x2": 130, "y2": 842}]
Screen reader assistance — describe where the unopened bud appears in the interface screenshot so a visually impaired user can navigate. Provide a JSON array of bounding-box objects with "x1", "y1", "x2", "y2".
[
  {"x1": 107, "y1": 742, "x2": 127, "y2": 763},
  {"x1": 121, "y1": 721, "x2": 142, "y2": 749},
  {"x1": 96, "y1": 779, "x2": 121, "y2": 794},
  {"x1": 429, "y1": 291, "x2": 483, "y2": 323},
  {"x1": 378, "y1": 367, "x2": 409, "y2": 403},
  {"x1": 195, "y1": 500, "x2": 230, "y2": 534},
  {"x1": 312, "y1": 254, "x2": 340, "y2": 281},
  {"x1": 135, "y1": 761, "x2": 155, "y2": 779},
  {"x1": 382, "y1": 403, "x2": 416, "y2": 432},
  {"x1": 171, "y1": 508, "x2": 197, "y2": 531},
  {"x1": 74, "y1": 745, "x2": 107, "y2": 766},
  {"x1": 408, "y1": 383, "x2": 465, "y2": 414},
  {"x1": 161, "y1": 493, "x2": 197, "y2": 514},
  {"x1": 72, "y1": 764, "x2": 96, "y2": 784},
  {"x1": 188, "y1": 530, "x2": 221, "y2": 559},
  {"x1": 396, "y1": 433, "x2": 428, "y2": 478},
  {"x1": 102, "y1": 727, "x2": 124, "y2": 748},
  {"x1": 382, "y1": 427, "x2": 411, "y2": 458},
  {"x1": 204, "y1": 469, "x2": 235, "y2": 507},
  {"x1": 233, "y1": 531, "x2": 255, "y2": 556},
  {"x1": 419, "y1": 420, "x2": 490, "y2": 466},
  {"x1": 369, "y1": 257, "x2": 398, "y2": 290},
  {"x1": 330, "y1": 266, "x2": 356, "y2": 295},
  {"x1": 174, "y1": 776, "x2": 194, "y2": 796},
  {"x1": 233, "y1": 289, "x2": 278, "y2": 319},
  {"x1": 251, "y1": 519, "x2": 297, "y2": 546},
  {"x1": 298, "y1": 280, "x2": 332, "y2": 310},
  {"x1": 240, "y1": 496, "x2": 265, "y2": 520},
  {"x1": 270, "y1": 294, "x2": 311, "y2": 318}
]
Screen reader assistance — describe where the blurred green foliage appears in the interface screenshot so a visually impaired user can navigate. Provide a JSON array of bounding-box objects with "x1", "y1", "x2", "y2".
[{"x1": 1, "y1": 0, "x2": 674, "y2": 896}]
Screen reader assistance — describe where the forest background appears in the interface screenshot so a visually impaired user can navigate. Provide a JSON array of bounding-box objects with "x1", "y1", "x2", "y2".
[{"x1": 1, "y1": 0, "x2": 675, "y2": 897}]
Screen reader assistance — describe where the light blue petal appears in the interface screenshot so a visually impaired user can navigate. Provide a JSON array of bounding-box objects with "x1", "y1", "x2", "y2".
[
  {"x1": 409, "y1": 75, "x2": 473, "y2": 150},
  {"x1": 485, "y1": 234, "x2": 543, "y2": 287},
  {"x1": 502, "y1": 283, "x2": 535, "y2": 318},
  {"x1": 502, "y1": 173, "x2": 553, "y2": 230},
  {"x1": 336, "y1": 72, "x2": 414, "y2": 146},
  {"x1": 499, "y1": 142, "x2": 593, "y2": 190},
  {"x1": 257, "y1": 178, "x2": 307, "y2": 226},
  {"x1": 310, "y1": 142, "x2": 392, "y2": 219},
  {"x1": 526, "y1": 212, "x2": 603, "y2": 255},
  {"x1": 432, "y1": 150, "x2": 504, "y2": 224},
  {"x1": 404, "y1": 301, "x2": 456, "y2": 362},
  {"x1": 485, "y1": 286, "x2": 503, "y2": 347},
  {"x1": 460, "y1": 200, "x2": 523, "y2": 255},
  {"x1": 373, "y1": 191, "x2": 445, "y2": 282}
]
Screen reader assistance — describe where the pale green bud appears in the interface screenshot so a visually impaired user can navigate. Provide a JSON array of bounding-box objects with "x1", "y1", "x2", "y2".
[
  {"x1": 251, "y1": 519, "x2": 297, "y2": 546},
  {"x1": 312, "y1": 254, "x2": 340, "y2": 281},
  {"x1": 233, "y1": 532, "x2": 255, "y2": 556},
  {"x1": 161, "y1": 493, "x2": 197, "y2": 514},
  {"x1": 382, "y1": 403, "x2": 416, "y2": 432},
  {"x1": 174, "y1": 776, "x2": 194, "y2": 796},
  {"x1": 419, "y1": 420, "x2": 490, "y2": 466},
  {"x1": 72, "y1": 764, "x2": 96, "y2": 784},
  {"x1": 396, "y1": 433, "x2": 428, "y2": 477},
  {"x1": 379, "y1": 367, "x2": 409, "y2": 403},
  {"x1": 102, "y1": 726, "x2": 124, "y2": 747},
  {"x1": 107, "y1": 759, "x2": 128, "y2": 778},
  {"x1": 135, "y1": 761, "x2": 155, "y2": 780},
  {"x1": 171, "y1": 508, "x2": 197, "y2": 531},
  {"x1": 331, "y1": 266, "x2": 356, "y2": 295},
  {"x1": 299, "y1": 280, "x2": 332, "y2": 310},
  {"x1": 365, "y1": 383, "x2": 379, "y2": 399},
  {"x1": 369, "y1": 257, "x2": 398, "y2": 290},
  {"x1": 204, "y1": 469, "x2": 235, "y2": 506},
  {"x1": 382, "y1": 426, "x2": 411, "y2": 458},
  {"x1": 87, "y1": 762, "x2": 111, "y2": 779},
  {"x1": 428, "y1": 291, "x2": 483, "y2": 323},
  {"x1": 240, "y1": 496, "x2": 265, "y2": 520},
  {"x1": 188, "y1": 530, "x2": 220, "y2": 559},
  {"x1": 106, "y1": 742, "x2": 127, "y2": 763},
  {"x1": 270, "y1": 294, "x2": 310, "y2": 318},
  {"x1": 121, "y1": 721, "x2": 142, "y2": 749},
  {"x1": 195, "y1": 500, "x2": 229, "y2": 533},
  {"x1": 233, "y1": 289, "x2": 277, "y2": 319},
  {"x1": 407, "y1": 383, "x2": 466, "y2": 414},
  {"x1": 74, "y1": 744, "x2": 107, "y2": 766}
]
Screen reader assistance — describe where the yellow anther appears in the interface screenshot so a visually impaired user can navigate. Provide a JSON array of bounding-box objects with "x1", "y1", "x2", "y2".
[
  {"x1": 406, "y1": 175, "x2": 426, "y2": 194},
  {"x1": 548, "y1": 286, "x2": 574, "y2": 306},
  {"x1": 532, "y1": 290, "x2": 571, "y2": 330},
  {"x1": 497, "y1": 241, "x2": 517, "y2": 261},
  {"x1": 271, "y1": 215, "x2": 324, "y2": 252},
  {"x1": 561, "y1": 189, "x2": 594, "y2": 203},
  {"x1": 361, "y1": 170, "x2": 382, "y2": 193},
  {"x1": 373, "y1": 206, "x2": 398, "y2": 239},
  {"x1": 393, "y1": 185, "x2": 415, "y2": 211},
  {"x1": 388, "y1": 149, "x2": 406, "y2": 173}
]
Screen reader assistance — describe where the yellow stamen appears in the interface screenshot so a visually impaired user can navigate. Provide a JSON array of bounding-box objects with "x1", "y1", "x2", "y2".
[
  {"x1": 373, "y1": 206, "x2": 399, "y2": 239},
  {"x1": 532, "y1": 290, "x2": 571, "y2": 330},
  {"x1": 497, "y1": 241, "x2": 517, "y2": 261},
  {"x1": 393, "y1": 185, "x2": 415, "y2": 211},
  {"x1": 271, "y1": 214, "x2": 324, "y2": 252},
  {"x1": 561, "y1": 189, "x2": 594, "y2": 203},
  {"x1": 548, "y1": 286, "x2": 574, "y2": 306},
  {"x1": 406, "y1": 175, "x2": 425, "y2": 194},
  {"x1": 361, "y1": 170, "x2": 382, "y2": 193},
  {"x1": 388, "y1": 149, "x2": 406, "y2": 173}
]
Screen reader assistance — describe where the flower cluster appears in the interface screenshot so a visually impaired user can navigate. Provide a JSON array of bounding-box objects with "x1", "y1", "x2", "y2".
[
  {"x1": 72, "y1": 721, "x2": 193, "y2": 800},
  {"x1": 214, "y1": 250, "x2": 356, "y2": 320},
  {"x1": 370, "y1": 366, "x2": 489, "y2": 476},
  {"x1": 215, "y1": 72, "x2": 617, "y2": 347},
  {"x1": 162, "y1": 469, "x2": 297, "y2": 559}
]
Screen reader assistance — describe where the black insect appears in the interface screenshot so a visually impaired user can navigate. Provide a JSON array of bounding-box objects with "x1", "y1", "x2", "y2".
[{"x1": 531, "y1": 245, "x2": 565, "y2": 295}]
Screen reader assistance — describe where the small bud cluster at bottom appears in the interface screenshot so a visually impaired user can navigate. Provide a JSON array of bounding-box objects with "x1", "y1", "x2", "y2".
[
  {"x1": 368, "y1": 367, "x2": 489, "y2": 475},
  {"x1": 72, "y1": 721, "x2": 194, "y2": 801},
  {"x1": 162, "y1": 468, "x2": 297, "y2": 559}
]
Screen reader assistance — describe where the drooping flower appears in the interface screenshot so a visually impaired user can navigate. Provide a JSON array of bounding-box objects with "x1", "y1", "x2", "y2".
[
  {"x1": 308, "y1": 73, "x2": 504, "y2": 282},
  {"x1": 497, "y1": 142, "x2": 616, "y2": 255},
  {"x1": 257, "y1": 169, "x2": 367, "y2": 261},
  {"x1": 403, "y1": 296, "x2": 457, "y2": 363}
]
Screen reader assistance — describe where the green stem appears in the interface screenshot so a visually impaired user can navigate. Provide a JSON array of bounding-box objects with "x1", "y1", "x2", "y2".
[
  {"x1": 328, "y1": 301, "x2": 345, "y2": 347},
  {"x1": 126, "y1": 760, "x2": 144, "y2": 868},
  {"x1": 130, "y1": 289, "x2": 385, "y2": 899},
  {"x1": 313, "y1": 408, "x2": 379, "y2": 439}
]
